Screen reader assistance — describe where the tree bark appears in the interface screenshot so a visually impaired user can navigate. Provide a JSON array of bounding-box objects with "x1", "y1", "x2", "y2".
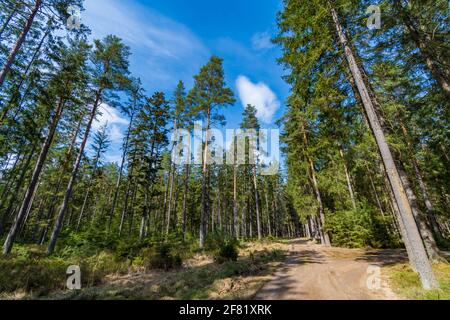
[
  {"x1": 265, "y1": 190, "x2": 272, "y2": 237},
  {"x1": 397, "y1": 164, "x2": 443, "y2": 262},
  {"x1": 339, "y1": 147, "x2": 357, "y2": 210},
  {"x1": 108, "y1": 110, "x2": 136, "y2": 230},
  {"x1": 0, "y1": 148, "x2": 35, "y2": 235},
  {"x1": 301, "y1": 122, "x2": 331, "y2": 246},
  {"x1": 37, "y1": 119, "x2": 81, "y2": 244},
  {"x1": 118, "y1": 178, "x2": 133, "y2": 237},
  {"x1": 165, "y1": 119, "x2": 178, "y2": 238},
  {"x1": 233, "y1": 139, "x2": 239, "y2": 238},
  {"x1": 330, "y1": 5, "x2": 438, "y2": 289},
  {"x1": 3, "y1": 97, "x2": 64, "y2": 254},
  {"x1": 181, "y1": 163, "x2": 190, "y2": 241},
  {"x1": 399, "y1": 122, "x2": 442, "y2": 238},
  {"x1": 47, "y1": 92, "x2": 102, "y2": 254},
  {"x1": 1, "y1": 26, "x2": 51, "y2": 124},
  {"x1": 199, "y1": 109, "x2": 211, "y2": 248},
  {"x1": 253, "y1": 165, "x2": 262, "y2": 240},
  {"x1": 0, "y1": 0, "x2": 42, "y2": 88}
]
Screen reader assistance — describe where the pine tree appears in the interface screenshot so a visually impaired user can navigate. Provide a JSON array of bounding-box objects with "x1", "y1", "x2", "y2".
[
  {"x1": 47, "y1": 35, "x2": 131, "y2": 254},
  {"x1": 3, "y1": 38, "x2": 90, "y2": 254},
  {"x1": 187, "y1": 56, "x2": 235, "y2": 248}
]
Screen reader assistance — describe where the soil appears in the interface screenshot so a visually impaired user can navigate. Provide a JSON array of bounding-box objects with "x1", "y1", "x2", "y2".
[{"x1": 254, "y1": 239, "x2": 407, "y2": 300}]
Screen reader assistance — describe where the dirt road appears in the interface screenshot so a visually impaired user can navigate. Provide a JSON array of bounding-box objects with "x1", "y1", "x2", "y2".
[{"x1": 255, "y1": 239, "x2": 406, "y2": 300}]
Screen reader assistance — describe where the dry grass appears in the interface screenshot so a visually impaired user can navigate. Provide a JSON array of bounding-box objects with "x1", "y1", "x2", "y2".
[{"x1": 28, "y1": 240, "x2": 289, "y2": 300}]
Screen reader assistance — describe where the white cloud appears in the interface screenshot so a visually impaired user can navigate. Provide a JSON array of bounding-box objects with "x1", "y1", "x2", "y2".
[
  {"x1": 236, "y1": 76, "x2": 280, "y2": 124},
  {"x1": 108, "y1": 124, "x2": 123, "y2": 142},
  {"x1": 88, "y1": 103, "x2": 128, "y2": 163},
  {"x1": 93, "y1": 103, "x2": 128, "y2": 133},
  {"x1": 105, "y1": 153, "x2": 124, "y2": 165},
  {"x1": 83, "y1": 0, "x2": 209, "y2": 90},
  {"x1": 251, "y1": 32, "x2": 274, "y2": 50}
]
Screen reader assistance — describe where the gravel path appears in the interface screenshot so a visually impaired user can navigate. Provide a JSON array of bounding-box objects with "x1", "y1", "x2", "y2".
[{"x1": 255, "y1": 239, "x2": 406, "y2": 300}]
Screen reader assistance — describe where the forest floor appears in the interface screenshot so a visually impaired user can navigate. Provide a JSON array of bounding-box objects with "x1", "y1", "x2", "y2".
[
  {"x1": 3, "y1": 239, "x2": 449, "y2": 300},
  {"x1": 19, "y1": 240, "x2": 289, "y2": 300}
]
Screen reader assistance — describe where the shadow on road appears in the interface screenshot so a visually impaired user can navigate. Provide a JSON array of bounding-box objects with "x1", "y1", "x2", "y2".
[{"x1": 355, "y1": 249, "x2": 408, "y2": 267}]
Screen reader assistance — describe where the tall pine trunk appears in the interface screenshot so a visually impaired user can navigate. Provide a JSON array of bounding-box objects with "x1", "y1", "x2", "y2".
[
  {"x1": 1, "y1": 28, "x2": 50, "y2": 123},
  {"x1": 0, "y1": 148, "x2": 36, "y2": 235},
  {"x1": 265, "y1": 191, "x2": 272, "y2": 237},
  {"x1": 253, "y1": 165, "x2": 262, "y2": 240},
  {"x1": 3, "y1": 98, "x2": 64, "y2": 254},
  {"x1": 339, "y1": 147, "x2": 357, "y2": 210},
  {"x1": 301, "y1": 123, "x2": 330, "y2": 246},
  {"x1": 330, "y1": 5, "x2": 438, "y2": 289},
  {"x1": 181, "y1": 163, "x2": 190, "y2": 241},
  {"x1": 108, "y1": 111, "x2": 136, "y2": 230},
  {"x1": 0, "y1": 0, "x2": 42, "y2": 88},
  {"x1": 165, "y1": 120, "x2": 178, "y2": 238},
  {"x1": 118, "y1": 178, "x2": 133, "y2": 236},
  {"x1": 199, "y1": 109, "x2": 211, "y2": 248},
  {"x1": 399, "y1": 122, "x2": 442, "y2": 238},
  {"x1": 37, "y1": 119, "x2": 81, "y2": 244},
  {"x1": 397, "y1": 164, "x2": 443, "y2": 262},
  {"x1": 47, "y1": 92, "x2": 102, "y2": 254},
  {"x1": 233, "y1": 140, "x2": 239, "y2": 238}
]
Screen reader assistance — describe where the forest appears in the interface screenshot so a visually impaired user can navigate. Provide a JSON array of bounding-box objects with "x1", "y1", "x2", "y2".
[{"x1": 0, "y1": 0, "x2": 448, "y2": 300}]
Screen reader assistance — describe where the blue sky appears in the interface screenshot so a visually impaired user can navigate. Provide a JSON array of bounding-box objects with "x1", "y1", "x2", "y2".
[{"x1": 82, "y1": 0, "x2": 289, "y2": 163}]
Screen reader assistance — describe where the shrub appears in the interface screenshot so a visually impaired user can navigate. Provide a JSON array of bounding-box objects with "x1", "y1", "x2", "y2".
[
  {"x1": 146, "y1": 243, "x2": 182, "y2": 270},
  {"x1": 213, "y1": 240, "x2": 239, "y2": 263},
  {"x1": 0, "y1": 256, "x2": 67, "y2": 295},
  {"x1": 324, "y1": 203, "x2": 399, "y2": 248},
  {"x1": 114, "y1": 239, "x2": 146, "y2": 261}
]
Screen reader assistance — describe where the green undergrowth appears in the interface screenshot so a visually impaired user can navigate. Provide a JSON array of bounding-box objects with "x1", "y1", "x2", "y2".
[
  {"x1": 0, "y1": 230, "x2": 287, "y2": 299},
  {"x1": 53, "y1": 246, "x2": 285, "y2": 300},
  {"x1": 386, "y1": 263, "x2": 450, "y2": 300}
]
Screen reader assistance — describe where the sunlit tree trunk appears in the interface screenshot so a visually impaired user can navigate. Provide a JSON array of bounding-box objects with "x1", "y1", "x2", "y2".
[
  {"x1": 199, "y1": 110, "x2": 211, "y2": 248},
  {"x1": 3, "y1": 97, "x2": 64, "y2": 254},
  {"x1": 253, "y1": 165, "x2": 262, "y2": 240},
  {"x1": 301, "y1": 122, "x2": 330, "y2": 246},
  {"x1": 166, "y1": 120, "x2": 178, "y2": 238},
  {"x1": 330, "y1": 5, "x2": 438, "y2": 289},
  {"x1": 339, "y1": 147, "x2": 357, "y2": 210},
  {"x1": 47, "y1": 92, "x2": 102, "y2": 254},
  {"x1": 1, "y1": 27, "x2": 50, "y2": 123},
  {"x1": 233, "y1": 146, "x2": 239, "y2": 238},
  {"x1": 109, "y1": 111, "x2": 136, "y2": 230},
  {"x1": 181, "y1": 163, "x2": 190, "y2": 241},
  {"x1": 37, "y1": 119, "x2": 81, "y2": 244},
  {"x1": 265, "y1": 191, "x2": 272, "y2": 237},
  {"x1": 397, "y1": 164, "x2": 443, "y2": 262},
  {"x1": 0, "y1": 149, "x2": 35, "y2": 235},
  {"x1": 399, "y1": 122, "x2": 442, "y2": 238}
]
